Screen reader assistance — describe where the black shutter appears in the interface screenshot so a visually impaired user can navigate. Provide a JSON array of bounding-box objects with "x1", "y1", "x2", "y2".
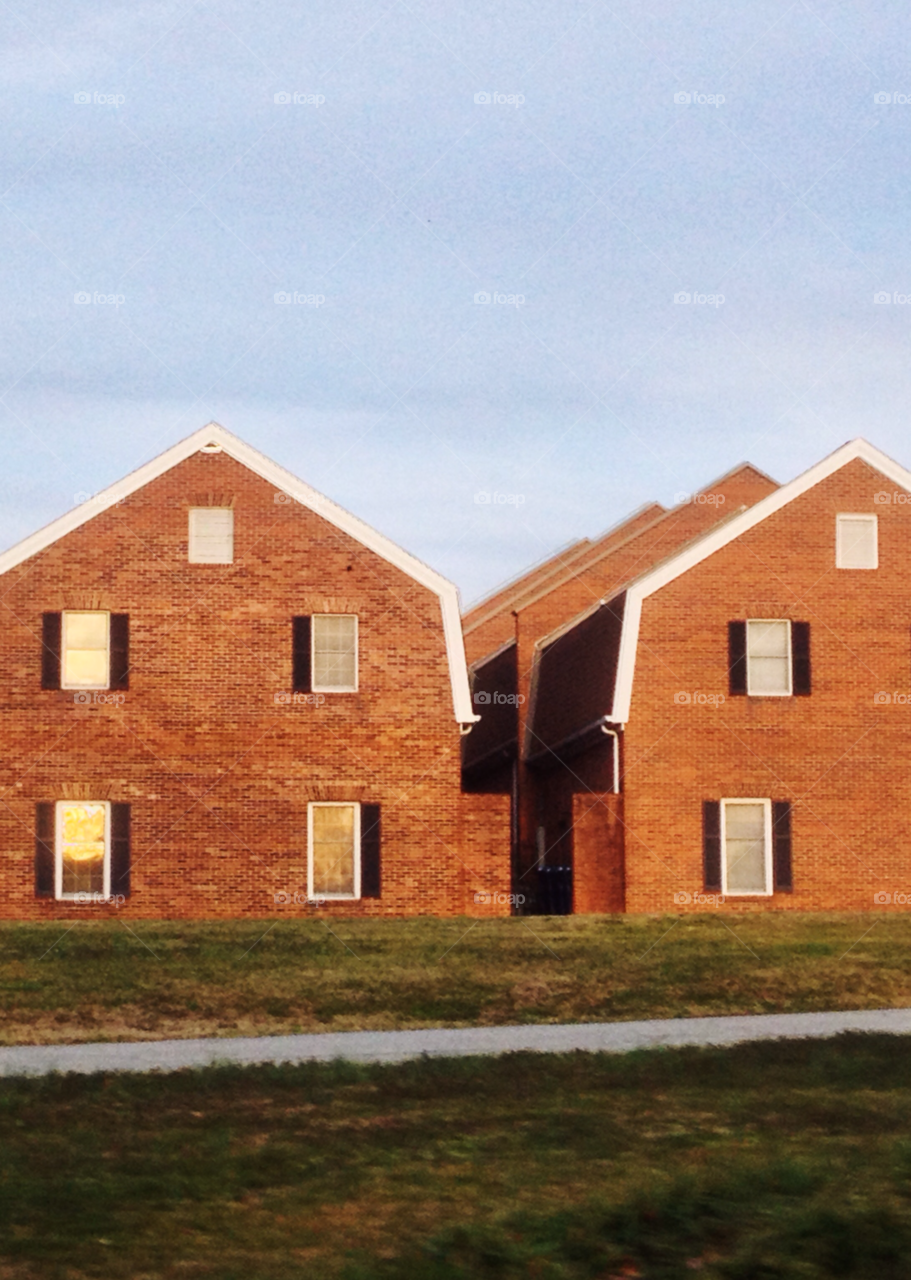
[
  {"x1": 35, "y1": 801, "x2": 54, "y2": 897},
  {"x1": 703, "y1": 800, "x2": 721, "y2": 891},
  {"x1": 728, "y1": 621, "x2": 747, "y2": 696},
  {"x1": 772, "y1": 801, "x2": 793, "y2": 891},
  {"x1": 110, "y1": 614, "x2": 130, "y2": 690},
  {"x1": 292, "y1": 616, "x2": 311, "y2": 692},
  {"x1": 41, "y1": 613, "x2": 61, "y2": 690},
  {"x1": 361, "y1": 803, "x2": 381, "y2": 898},
  {"x1": 792, "y1": 622, "x2": 811, "y2": 696},
  {"x1": 110, "y1": 803, "x2": 131, "y2": 897}
]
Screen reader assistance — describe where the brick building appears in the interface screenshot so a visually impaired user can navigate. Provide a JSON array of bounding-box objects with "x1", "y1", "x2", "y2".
[
  {"x1": 463, "y1": 439, "x2": 909, "y2": 913},
  {"x1": 1, "y1": 423, "x2": 508, "y2": 919}
]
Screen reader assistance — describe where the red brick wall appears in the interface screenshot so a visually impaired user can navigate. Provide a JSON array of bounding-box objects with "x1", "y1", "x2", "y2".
[
  {"x1": 573, "y1": 791, "x2": 625, "y2": 913},
  {"x1": 624, "y1": 458, "x2": 908, "y2": 913},
  {"x1": 0, "y1": 449, "x2": 510, "y2": 918}
]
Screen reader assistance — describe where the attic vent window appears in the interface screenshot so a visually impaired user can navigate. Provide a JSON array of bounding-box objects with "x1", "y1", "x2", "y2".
[
  {"x1": 200, "y1": 441, "x2": 222, "y2": 453},
  {"x1": 836, "y1": 514, "x2": 877, "y2": 569},
  {"x1": 188, "y1": 508, "x2": 234, "y2": 563}
]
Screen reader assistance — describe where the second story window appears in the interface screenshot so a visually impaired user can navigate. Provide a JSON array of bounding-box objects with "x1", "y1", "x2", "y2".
[
  {"x1": 728, "y1": 619, "x2": 811, "y2": 697},
  {"x1": 312, "y1": 615, "x2": 358, "y2": 692},
  {"x1": 746, "y1": 619, "x2": 791, "y2": 696},
  {"x1": 188, "y1": 508, "x2": 234, "y2": 563},
  {"x1": 62, "y1": 611, "x2": 109, "y2": 688},
  {"x1": 836, "y1": 513, "x2": 877, "y2": 569}
]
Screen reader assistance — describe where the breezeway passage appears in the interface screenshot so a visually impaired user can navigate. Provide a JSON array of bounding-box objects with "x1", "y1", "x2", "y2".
[{"x1": 3, "y1": 1007, "x2": 911, "y2": 1077}]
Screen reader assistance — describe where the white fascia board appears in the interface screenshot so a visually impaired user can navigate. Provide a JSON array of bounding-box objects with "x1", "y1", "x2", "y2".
[
  {"x1": 0, "y1": 422, "x2": 477, "y2": 724},
  {"x1": 611, "y1": 438, "x2": 911, "y2": 723}
]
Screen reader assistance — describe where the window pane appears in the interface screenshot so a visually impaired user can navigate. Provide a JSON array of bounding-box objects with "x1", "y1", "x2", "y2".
[
  {"x1": 63, "y1": 612, "x2": 108, "y2": 687},
  {"x1": 747, "y1": 621, "x2": 790, "y2": 694},
  {"x1": 837, "y1": 517, "x2": 877, "y2": 569},
  {"x1": 311, "y1": 805, "x2": 356, "y2": 896},
  {"x1": 313, "y1": 615, "x2": 356, "y2": 689},
  {"x1": 724, "y1": 802, "x2": 767, "y2": 893},
  {"x1": 60, "y1": 803, "x2": 106, "y2": 896},
  {"x1": 189, "y1": 509, "x2": 234, "y2": 563}
]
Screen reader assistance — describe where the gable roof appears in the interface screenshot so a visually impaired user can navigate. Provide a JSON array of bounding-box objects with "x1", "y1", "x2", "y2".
[
  {"x1": 0, "y1": 422, "x2": 477, "y2": 725},
  {"x1": 611, "y1": 438, "x2": 911, "y2": 723}
]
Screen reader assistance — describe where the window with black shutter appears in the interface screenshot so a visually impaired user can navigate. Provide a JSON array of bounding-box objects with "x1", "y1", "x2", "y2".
[
  {"x1": 361, "y1": 803, "x2": 381, "y2": 898},
  {"x1": 34, "y1": 802, "x2": 54, "y2": 897},
  {"x1": 791, "y1": 623, "x2": 811, "y2": 696},
  {"x1": 292, "y1": 616, "x2": 311, "y2": 692},
  {"x1": 41, "y1": 613, "x2": 61, "y2": 690}
]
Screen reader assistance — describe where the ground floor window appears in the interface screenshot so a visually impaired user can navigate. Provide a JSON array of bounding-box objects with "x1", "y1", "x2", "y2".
[
  {"x1": 721, "y1": 798, "x2": 772, "y2": 895},
  {"x1": 308, "y1": 803, "x2": 360, "y2": 898},
  {"x1": 56, "y1": 801, "x2": 110, "y2": 899}
]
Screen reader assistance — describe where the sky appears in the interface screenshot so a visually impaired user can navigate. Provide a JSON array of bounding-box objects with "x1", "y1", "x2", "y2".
[{"x1": 1, "y1": 1, "x2": 910, "y2": 604}]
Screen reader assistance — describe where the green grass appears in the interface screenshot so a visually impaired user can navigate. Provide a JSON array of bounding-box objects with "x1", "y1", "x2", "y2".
[
  {"x1": 3, "y1": 1034, "x2": 911, "y2": 1277},
  {"x1": 0, "y1": 912, "x2": 908, "y2": 1045}
]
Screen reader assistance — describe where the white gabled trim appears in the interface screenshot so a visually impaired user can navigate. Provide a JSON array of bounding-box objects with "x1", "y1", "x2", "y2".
[
  {"x1": 0, "y1": 423, "x2": 478, "y2": 724},
  {"x1": 612, "y1": 438, "x2": 911, "y2": 723}
]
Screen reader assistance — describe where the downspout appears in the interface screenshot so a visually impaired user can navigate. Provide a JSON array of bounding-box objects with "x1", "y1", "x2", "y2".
[{"x1": 600, "y1": 725, "x2": 620, "y2": 794}]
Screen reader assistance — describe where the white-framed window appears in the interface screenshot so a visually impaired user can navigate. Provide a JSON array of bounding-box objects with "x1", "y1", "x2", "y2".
[
  {"x1": 746, "y1": 619, "x2": 791, "y2": 696},
  {"x1": 836, "y1": 513, "x2": 877, "y2": 569},
  {"x1": 188, "y1": 508, "x2": 234, "y2": 563},
  {"x1": 312, "y1": 614, "x2": 358, "y2": 692},
  {"x1": 308, "y1": 802, "x2": 360, "y2": 900},
  {"x1": 55, "y1": 800, "x2": 110, "y2": 900},
  {"x1": 61, "y1": 611, "x2": 110, "y2": 689},
  {"x1": 721, "y1": 798, "x2": 772, "y2": 896}
]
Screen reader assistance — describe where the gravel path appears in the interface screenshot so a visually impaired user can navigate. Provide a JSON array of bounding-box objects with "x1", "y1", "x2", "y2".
[{"x1": 1, "y1": 1007, "x2": 911, "y2": 1077}]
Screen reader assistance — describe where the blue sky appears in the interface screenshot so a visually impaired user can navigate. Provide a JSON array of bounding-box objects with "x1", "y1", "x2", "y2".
[{"x1": 1, "y1": 1, "x2": 910, "y2": 603}]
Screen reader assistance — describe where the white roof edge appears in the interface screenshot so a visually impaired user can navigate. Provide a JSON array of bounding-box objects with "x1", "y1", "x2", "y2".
[
  {"x1": 611, "y1": 439, "x2": 911, "y2": 723},
  {"x1": 0, "y1": 422, "x2": 477, "y2": 724}
]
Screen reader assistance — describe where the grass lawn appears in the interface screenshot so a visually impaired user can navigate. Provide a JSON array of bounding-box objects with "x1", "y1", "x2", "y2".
[
  {"x1": 3, "y1": 1034, "x2": 911, "y2": 1277},
  {"x1": 0, "y1": 912, "x2": 908, "y2": 1045}
]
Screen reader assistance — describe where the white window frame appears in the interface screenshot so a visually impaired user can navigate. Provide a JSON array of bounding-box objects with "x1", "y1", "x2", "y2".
[
  {"x1": 745, "y1": 619, "x2": 792, "y2": 698},
  {"x1": 311, "y1": 614, "x2": 359, "y2": 694},
  {"x1": 835, "y1": 513, "x2": 878, "y2": 570},
  {"x1": 55, "y1": 799, "x2": 111, "y2": 901},
  {"x1": 307, "y1": 801, "x2": 361, "y2": 901},
  {"x1": 188, "y1": 507, "x2": 234, "y2": 564},
  {"x1": 61, "y1": 610, "x2": 110, "y2": 690},
  {"x1": 720, "y1": 797, "x2": 772, "y2": 897}
]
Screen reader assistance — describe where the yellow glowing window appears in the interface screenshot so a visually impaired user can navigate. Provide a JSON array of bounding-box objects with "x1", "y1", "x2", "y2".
[
  {"x1": 309, "y1": 803, "x2": 358, "y2": 898},
  {"x1": 62, "y1": 612, "x2": 109, "y2": 688},
  {"x1": 56, "y1": 801, "x2": 108, "y2": 898}
]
